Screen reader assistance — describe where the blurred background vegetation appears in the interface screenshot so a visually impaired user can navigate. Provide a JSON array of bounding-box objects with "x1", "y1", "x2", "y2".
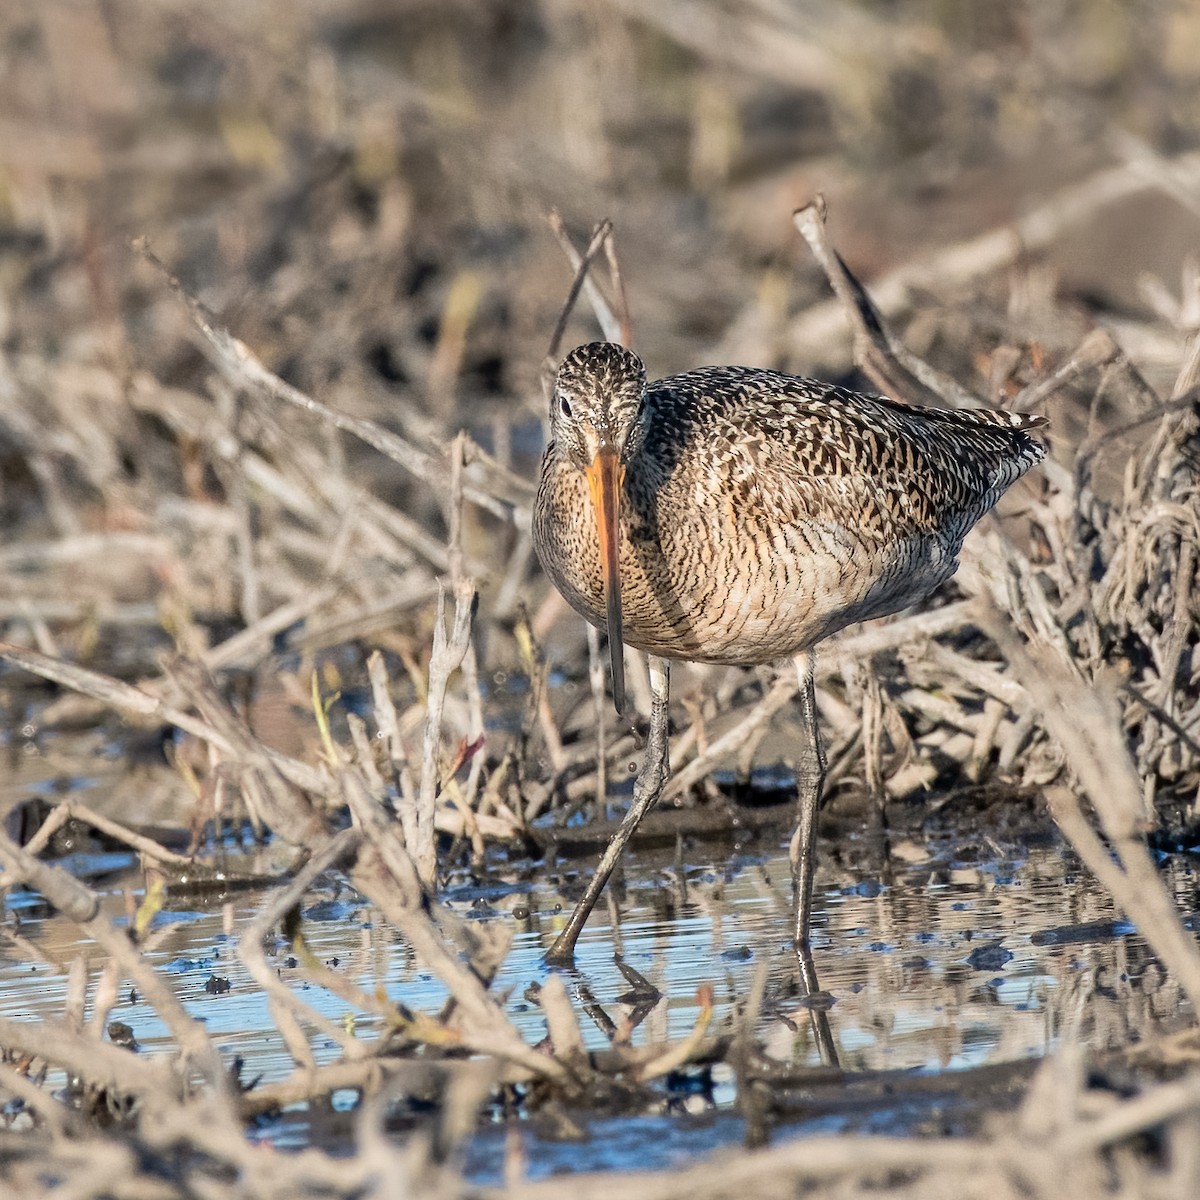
[
  {"x1": 3, "y1": 0, "x2": 1200, "y2": 682},
  {"x1": 7, "y1": 1, "x2": 1200, "y2": 396}
]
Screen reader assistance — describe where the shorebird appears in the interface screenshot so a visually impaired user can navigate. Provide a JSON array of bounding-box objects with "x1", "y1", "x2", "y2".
[{"x1": 534, "y1": 341, "x2": 1047, "y2": 966}]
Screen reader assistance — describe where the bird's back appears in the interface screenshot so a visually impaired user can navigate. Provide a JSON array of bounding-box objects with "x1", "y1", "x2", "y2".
[{"x1": 641, "y1": 366, "x2": 1044, "y2": 540}]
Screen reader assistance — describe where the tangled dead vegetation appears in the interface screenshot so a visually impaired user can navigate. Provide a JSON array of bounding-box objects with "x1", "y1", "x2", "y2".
[
  {"x1": 2, "y1": 2, "x2": 1200, "y2": 1176},
  {"x1": 2, "y1": 177, "x2": 1200, "y2": 1194}
]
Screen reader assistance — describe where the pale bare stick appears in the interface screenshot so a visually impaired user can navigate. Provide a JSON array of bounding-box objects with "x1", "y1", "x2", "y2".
[
  {"x1": 236, "y1": 827, "x2": 366, "y2": 1067},
  {"x1": 416, "y1": 578, "x2": 476, "y2": 888},
  {"x1": 786, "y1": 150, "x2": 1200, "y2": 370},
  {"x1": 1111, "y1": 129, "x2": 1200, "y2": 221},
  {"x1": 635, "y1": 986, "x2": 715, "y2": 1082},
  {"x1": 64, "y1": 803, "x2": 195, "y2": 866},
  {"x1": 822, "y1": 601, "x2": 975, "y2": 673},
  {"x1": 1011, "y1": 327, "x2": 1124, "y2": 415},
  {"x1": 0, "y1": 829, "x2": 229, "y2": 1092},
  {"x1": 542, "y1": 214, "x2": 617, "y2": 400},
  {"x1": 133, "y1": 238, "x2": 532, "y2": 526},
  {"x1": 333, "y1": 769, "x2": 557, "y2": 1076},
  {"x1": 0, "y1": 1015, "x2": 180, "y2": 1099},
  {"x1": 203, "y1": 581, "x2": 342, "y2": 671},
  {"x1": 978, "y1": 598, "x2": 1200, "y2": 1013},
  {"x1": 447, "y1": 433, "x2": 487, "y2": 822},
  {"x1": 237, "y1": 1057, "x2": 462, "y2": 1117},
  {"x1": 368, "y1": 650, "x2": 419, "y2": 850},
  {"x1": 0, "y1": 641, "x2": 329, "y2": 799},
  {"x1": 663, "y1": 672, "x2": 800, "y2": 800},
  {"x1": 603, "y1": 228, "x2": 634, "y2": 348},
  {"x1": 536, "y1": 973, "x2": 588, "y2": 1065},
  {"x1": 794, "y1": 197, "x2": 981, "y2": 409},
  {"x1": 0, "y1": 1060, "x2": 90, "y2": 1139},
  {"x1": 167, "y1": 657, "x2": 325, "y2": 844},
  {"x1": 1064, "y1": 1070, "x2": 1200, "y2": 1153},
  {"x1": 15, "y1": 801, "x2": 73, "y2": 859}
]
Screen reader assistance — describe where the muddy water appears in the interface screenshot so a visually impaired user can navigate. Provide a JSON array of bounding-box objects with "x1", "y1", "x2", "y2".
[{"x1": 2, "y1": 816, "x2": 1194, "y2": 1179}]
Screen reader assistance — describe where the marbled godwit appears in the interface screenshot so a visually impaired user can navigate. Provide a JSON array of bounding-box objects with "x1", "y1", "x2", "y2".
[{"x1": 534, "y1": 341, "x2": 1047, "y2": 966}]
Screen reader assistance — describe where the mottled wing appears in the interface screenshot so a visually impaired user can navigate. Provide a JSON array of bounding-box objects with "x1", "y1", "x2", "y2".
[{"x1": 646, "y1": 368, "x2": 1045, "y2": 546}]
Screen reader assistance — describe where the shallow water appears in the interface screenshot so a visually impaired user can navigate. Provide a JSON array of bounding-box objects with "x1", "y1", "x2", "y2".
[{"x1": 2, "y1": 817, "x2": 1194, "y2": 1179}]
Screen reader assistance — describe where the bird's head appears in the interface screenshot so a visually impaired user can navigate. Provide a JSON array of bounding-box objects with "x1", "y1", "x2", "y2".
[
  {"x1": 548, "y1": 341, "x2": 647, "y2": 713},
  {"x1": 549, "y1": 341, "x2": 646, "y2": 463}
]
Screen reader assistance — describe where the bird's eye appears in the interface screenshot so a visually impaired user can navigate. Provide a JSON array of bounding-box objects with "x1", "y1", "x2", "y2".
[{"x1": 559, "y1": 396, "x2": 572, "y2": 418}]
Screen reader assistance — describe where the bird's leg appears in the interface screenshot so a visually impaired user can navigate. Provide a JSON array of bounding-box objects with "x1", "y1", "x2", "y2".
[
  {"x1": 787, "y1": 651, "x2": 838, "y2": 1066},
  {"x1": 796, "y1": 943, "x2": 840, "y2": 1069},
  {"x1": 545, "y1": 656, "x2": 671, "y2": 967},
  {"x1": 790, "y1": 648, "x2": 826, "y2": 952}
]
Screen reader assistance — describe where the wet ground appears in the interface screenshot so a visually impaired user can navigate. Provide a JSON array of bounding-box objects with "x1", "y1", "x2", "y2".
[{"x1": 3, "y1": 757, "x2": 1193, "y2": 1181}]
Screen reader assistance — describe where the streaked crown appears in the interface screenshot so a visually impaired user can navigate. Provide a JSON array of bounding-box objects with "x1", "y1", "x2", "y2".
[{"x1": 551, "y1": 342, "x2": 646, "y2": 458}]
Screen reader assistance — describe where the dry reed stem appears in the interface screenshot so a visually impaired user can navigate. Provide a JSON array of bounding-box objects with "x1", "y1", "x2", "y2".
[
  {"x1": 333, "y1": 767, "x2": 565, "y2": 1082},
  {"x1": 544, "y1": 215, "x2": 619, "y2": 360},
  {"x1": 0, "y1": 1015, "x2": 180, "y2": 1102},
  {"x1": 536, "y1": 972, "x2": 588, "y2": 1065},
  {"x1": 663, "y1": 673, "x2": 799, "y2": 800},
  {"x1": 983, "y1": 611, "x2": 1200, "y2": 1008},
  {"x1": 416, "y1": 578, "x2": 477, "y2": 888},
  {"x1": 168, "y1": 658, "x2": 326, "y2": 845},
  {"x1": 0, "y1": 641, "x2": 331, "y2": 795},
  {"x1": 787, "y1": 150, "x2": 1200, "y2": 369},
  {"x1": 134, "y1": 238, "x2": 533, "y2": 525},
  {"x1": 793, "y1": 197, "x2": 981, "y2": 410},
  {"x1": 0, "y1": 1060, "x2": 90, "y2": 1140},
  {"x1": 236, "y1": 827, "x2": 366, "y2": 1069},
  {"x1": 0, "y1": 828, "x2": 229, "y2": 1090},
  {"x1": 36, "y1": 803, "x2": 197, "y2": 867}
]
